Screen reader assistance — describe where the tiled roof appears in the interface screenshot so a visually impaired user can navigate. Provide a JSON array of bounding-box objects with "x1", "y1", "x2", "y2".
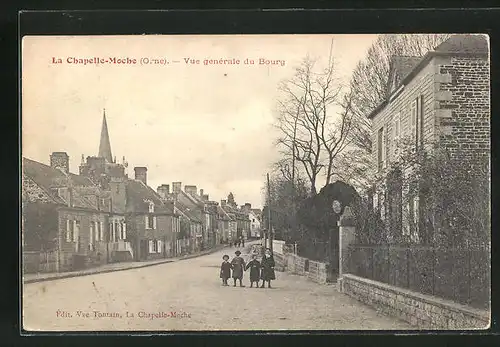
[
  {"x1": 217, "y1": 205, "x2": 233, "y2": 221},
  {"x1": 434, "y1": 34, "x2": 488, "y2": 54},
  {"x1": 23, "y1": 157, "x2": 97, "y2": 209},
  {"x1": 126, "y1": 179, "x2": 174, "y2": 214},
  {"x1": 369, "y1": 34, "x2": 489, "y2": 120},
  {"x1": 175, "y1": 201, "x2": 202, "y2": 223}
]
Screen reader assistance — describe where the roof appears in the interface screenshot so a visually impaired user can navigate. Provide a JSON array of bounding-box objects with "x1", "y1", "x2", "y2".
[
  {"x1": 390, "y1": 56, "x2": 422, "y2": 84},
  {"x1": 175, "y1": 201, "x2": 202, "y2": 223},
  {"x1": 434, "y1": 34, "x2": 488, "y2": 54},
  {"x1": 217, "y1": 205, "x2": 233, "y2": 221},
  {"x1": 126, "y1": 179, "x2": 174, "y2": 213},
  {"x1": 368, "y1": 34, "x2": 489, "y2": 120},
  {"x1": 98, "y1": 111, "x2": 113, "y2": 163},
  {"x1": 23, "y1": 157, "x2": 98, "y2": 209}
]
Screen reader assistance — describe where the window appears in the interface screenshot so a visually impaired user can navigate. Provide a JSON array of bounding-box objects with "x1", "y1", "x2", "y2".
[
  {"x1": 410, "y1": 98, "x2": 418, "y2": 149},
  {"x1": 114, "y1": 222, "x2": 119, "y2": 241},
  {"x1": 157, "y1": 240, "x2": 162, "y2": 253},
  {"x1": 145, "y1": 215, "x2": 156, "y2": 229},
  {"x1": 377, "y1": 127, "x2": 385, "y2": 171},
  {"x1": 89, "y1": 222, "x2": 95, "y2": 251},
  {"x1": 392, "y1": 112, "x2": 401, "y2": 158},
  {"x1": 149, "y1": 240, "x2": 154, "y2": 253},
  {"x1": 98, "y1": 221, "x2": 103, "y2": 241},
  {"x1": 121, "y1": 222, "x2": 127, "y2": 240},
  {"x1": 417, "y1": 95, "x2": 425, "y2": 150},
  {"x1": 74, "y1": 220, "x2": 80, "y2": 252},
  {"x1": 379, "y1": 191, "x2": 386, "y2": 221},
  {"x1": 66, "y1": 219, "x2": 73, "y2": 242},
  {"x1": 148, "y1": 202, "x2": 155, "y2": 213}
]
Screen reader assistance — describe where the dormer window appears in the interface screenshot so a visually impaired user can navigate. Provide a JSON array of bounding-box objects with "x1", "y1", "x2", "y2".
[{"x1": 149, "y1": 202, "x2": 155, "y2": 213}]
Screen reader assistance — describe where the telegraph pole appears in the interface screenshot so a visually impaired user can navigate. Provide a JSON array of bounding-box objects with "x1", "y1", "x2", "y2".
[{"x1": 267, "y1": 173, "x2": 273, "y2": 253}]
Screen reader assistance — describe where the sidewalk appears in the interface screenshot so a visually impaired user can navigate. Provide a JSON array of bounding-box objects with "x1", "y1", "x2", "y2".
[{"x1": 23, "y1": 243, "x2": 232, "y2": 284}]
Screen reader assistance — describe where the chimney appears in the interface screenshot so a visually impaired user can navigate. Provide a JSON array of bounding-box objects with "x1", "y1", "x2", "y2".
[
  {"x1": 157, "y1": 184, "x2": 170, "y2": 198},
  {"x1": 202, "y1": 194, "x2": 209, "y2": 201},
  {"x1": 50, "y1": 152, "x2": 69, "y2": 173},
  {"x1": 221, "y1": 199, "x2": 227, "y2": 206},
  {"x1": 185, "y1": 185, "x2": 197, "y2": 196},
  {"x1": 200, "y1": 188, "x2": 204, "y2": 196},
  {"x1": 244, "y1": 203, "x2": 252, "y2": 212},
  {"x1": 134, "y1": 167, "x2": 147, "y2": 185},
  {"x1": 172, "y1": 182, "x2": 182, "y2": 194}
]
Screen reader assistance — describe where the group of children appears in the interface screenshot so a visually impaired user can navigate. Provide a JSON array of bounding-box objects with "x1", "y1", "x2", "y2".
[{"x1": 219, "y1": 249, "x2": 276, "y2": 288}]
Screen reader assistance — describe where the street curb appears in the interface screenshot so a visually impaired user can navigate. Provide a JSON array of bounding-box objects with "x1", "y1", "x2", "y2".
[{"x1": 23, "y1": 244, "x2": 230, "y2": 285}]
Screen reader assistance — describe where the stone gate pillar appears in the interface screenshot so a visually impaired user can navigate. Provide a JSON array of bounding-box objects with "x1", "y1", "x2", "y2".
[{"x1": 337, "y1": 206, "x2": 356, "y2": 292}]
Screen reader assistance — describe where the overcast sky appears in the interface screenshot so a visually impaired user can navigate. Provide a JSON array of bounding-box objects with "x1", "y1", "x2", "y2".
[{"x1": 22, "y1": 34, "x2": 378, "y2": 209}]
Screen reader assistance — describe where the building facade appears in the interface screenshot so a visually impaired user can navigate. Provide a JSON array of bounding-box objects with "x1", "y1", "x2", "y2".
[{"x1": 368, "y1": 34, "x2": 490, "y2": 243}]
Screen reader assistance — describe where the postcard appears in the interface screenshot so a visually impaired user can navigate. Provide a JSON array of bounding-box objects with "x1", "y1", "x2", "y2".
[{"x1": 21, "y1": 34, "x2": 490, "y2": 332}]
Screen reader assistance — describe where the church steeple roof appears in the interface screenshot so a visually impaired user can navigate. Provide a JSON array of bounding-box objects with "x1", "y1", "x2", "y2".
[{"x1": 98, "y1": 109, "x2": 113, "y2": 163}]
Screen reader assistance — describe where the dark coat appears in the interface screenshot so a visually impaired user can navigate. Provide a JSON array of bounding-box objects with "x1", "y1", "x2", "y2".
[
  {"x1": 220, "y1": 261, "x2": 231, "y2": 279},
  {"x1": 245, "y1": 259, "x2": 261, "y2": 282},
  {"x1": 261, "y1": 255, "x2": 276, "y2": 280},
  {"x1": 231, "y1": 256, "x2": 246, "y2": 279}
]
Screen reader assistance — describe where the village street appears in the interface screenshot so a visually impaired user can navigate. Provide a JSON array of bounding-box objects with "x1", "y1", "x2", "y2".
[{"x1": 22, "y1": 245, "x2": 411, "y2": 331}]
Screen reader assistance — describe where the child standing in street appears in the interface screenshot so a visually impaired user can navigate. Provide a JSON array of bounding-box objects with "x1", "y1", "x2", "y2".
[
  {"x1": 231, "y1": 250, "x2": 246, "y2": 287},
  {"x1": 245, "y1": 253, "x2": 261, "y2": 288},
  {"x1": 220, "y1": 254, "x2": 231, "y2": 286}
]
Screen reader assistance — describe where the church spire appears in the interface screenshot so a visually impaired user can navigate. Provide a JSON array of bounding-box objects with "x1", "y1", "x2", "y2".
[{"x1": 98, "y1": 109, "x2": 113, "y2": 162}]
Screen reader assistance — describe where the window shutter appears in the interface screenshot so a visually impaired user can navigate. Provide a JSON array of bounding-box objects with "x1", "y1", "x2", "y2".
[
  {"x1": 90, "y1": 223, "x2": 94, "y2": 247},
  {"x1": 157, "y1": 240, "x2": 162, "y2": 253},
  {"x1": 145, "y1": 215, "x2": 149, "y2": 229},
  {"x1": 99, "y1": 222, "x2": 103, "y2": 241},
  {"x1": 123, "y1": 222, "x2": 127, "y2": 239},
  {"x1": 153, "y1": 216, "x2": 157, "y2": 229},
  {"x1": 413, "y1": 196, "x2": 420, "y2": 234},
  {"x1": 66, "y1": 220, "x2": 71, "y2": 242},
  {"x1": 148, "y1": 240, "x2": 153, "y2": 253},
  {"x1": 73, "y1": 220, "x2": 78, "y2": 242}
]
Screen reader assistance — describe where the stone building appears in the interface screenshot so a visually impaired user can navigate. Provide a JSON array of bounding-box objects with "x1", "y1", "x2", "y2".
[
  {"x1": 22, "y1": 155, "x2": 111, "y2": 272},
  {"x1": 367, "y1": 34, "x2": 490, "y2": 242},
  {"x1": 78, "y1": 111, "x2": 180, "y2": 261}
]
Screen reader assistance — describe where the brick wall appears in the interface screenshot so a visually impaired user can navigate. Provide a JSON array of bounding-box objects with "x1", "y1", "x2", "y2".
[
  {"x1": 339, "y1": 274, "x2": 489, "y2": 329},
  {"x1": 436, "y1": 55, "x2": 490, "y2": 160}
]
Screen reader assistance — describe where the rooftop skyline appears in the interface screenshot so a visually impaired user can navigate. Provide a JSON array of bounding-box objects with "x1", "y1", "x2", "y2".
[{"x1": 21, "y1": 34, "x2": 378, "y2": 208}]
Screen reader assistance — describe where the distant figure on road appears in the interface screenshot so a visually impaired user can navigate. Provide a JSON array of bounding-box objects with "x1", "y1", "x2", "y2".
[
  {"x1": 231, "y1": 250, "x2": 246, "y2": 287},
  {"x1": 220, "y1": 254, "x2": 231, "y2": 286},
  {"x1": 260, "y1": 248, "x2": 276, "y2": 288},
  {"x1": 245, "y1": 253, "x2": 261, "y2": 288},
  {"x1": 241, "y1": 236, "x2": 245, "y2": 247}
]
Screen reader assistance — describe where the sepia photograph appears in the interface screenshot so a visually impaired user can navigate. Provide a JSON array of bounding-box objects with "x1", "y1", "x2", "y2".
[{"x1": 21, "y1": 33, "x2": 490, "y2": 331}]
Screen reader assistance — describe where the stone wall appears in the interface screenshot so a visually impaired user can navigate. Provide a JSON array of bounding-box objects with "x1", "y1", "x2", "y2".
[
  {"x1": 273, "y1": 252, "x2": 287, "y2": 272},
  {"x1": 436, "y1": 55, "x2": 490, "y2": 160},
  {"x1": 307, "y1": 260, "x2": 331, "y2": 284},
  {"x1": 286, "y1": 254, "x2": 307, "y2": 275},
  {"x1": 339, "y1": 273, "x2": 489, "y2": 330}
]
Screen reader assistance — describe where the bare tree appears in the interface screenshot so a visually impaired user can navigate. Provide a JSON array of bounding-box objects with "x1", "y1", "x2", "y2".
[{"x1": 275, "y1": 53, "x2": 353, "y2": 195}]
